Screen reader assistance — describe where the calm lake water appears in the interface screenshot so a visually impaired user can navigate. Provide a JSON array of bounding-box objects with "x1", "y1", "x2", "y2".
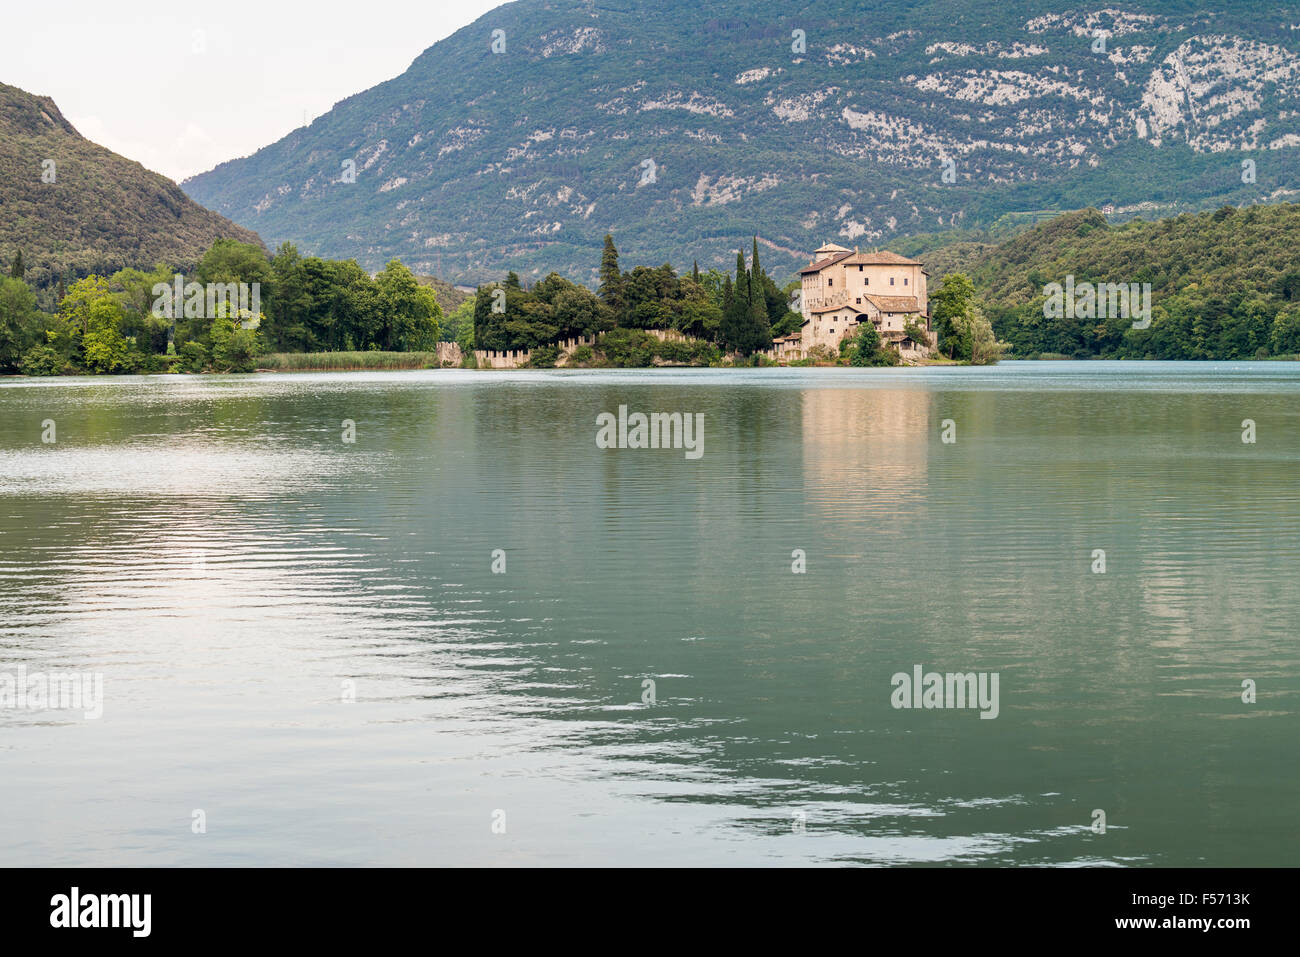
[{"x1": 1, "y1": 361, "x2": 1296, "y2": 866}]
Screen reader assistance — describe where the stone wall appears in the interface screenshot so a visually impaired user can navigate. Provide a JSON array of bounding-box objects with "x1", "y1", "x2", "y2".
[{"x1": 474, "y1": 335, "x2": 596, "y2": 369}]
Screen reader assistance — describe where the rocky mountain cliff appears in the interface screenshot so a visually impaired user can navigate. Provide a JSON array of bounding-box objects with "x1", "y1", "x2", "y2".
[{"x1": 181, "y1": 1, "x2": 1300, "y2": 284}]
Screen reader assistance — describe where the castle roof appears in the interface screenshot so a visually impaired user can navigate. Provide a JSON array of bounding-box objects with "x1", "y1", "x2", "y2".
[
  {"x1": 800, "y1": 251, "x2": 853, "y2": 274},
  {"x1": 800, "y1": 248, "x2": 922, "y2": 274},
  {"x1": 862, "y1": 294, "x2": 923, "y2": 313},
  {"x1": 807, "y1": 295, "x2": 923, "y2": 315},
  {"x1": 843, "y1": 251, "x2": 922, "y2": 266}
]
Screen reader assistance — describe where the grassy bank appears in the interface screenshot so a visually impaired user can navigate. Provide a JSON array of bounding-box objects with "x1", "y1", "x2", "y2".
[{"x1": 255, "y1": 351, "x2": 447, "y2": 371}]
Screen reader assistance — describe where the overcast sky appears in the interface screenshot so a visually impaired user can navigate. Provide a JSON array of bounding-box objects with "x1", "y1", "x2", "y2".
[{"x1": 6, "y1": 0, "x2": 503, "y2": 182}]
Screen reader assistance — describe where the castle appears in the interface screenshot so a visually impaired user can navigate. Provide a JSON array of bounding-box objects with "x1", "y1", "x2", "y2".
[{"x1": 768, "y1": 243, "x2": 935, "y2": 362}]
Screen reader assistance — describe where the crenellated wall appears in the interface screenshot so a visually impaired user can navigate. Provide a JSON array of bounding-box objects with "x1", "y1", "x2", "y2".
[{"x1": 474, "y1": 335, "x2": 597, "y2": 369}]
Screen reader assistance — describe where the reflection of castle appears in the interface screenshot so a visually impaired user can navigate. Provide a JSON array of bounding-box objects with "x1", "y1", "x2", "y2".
[
  {"x1": 801, "y1": 387, "x2": 932, "y2": 508},
  {"x1": 769, "y1": 244, "x2": 936, "y2": 362}
]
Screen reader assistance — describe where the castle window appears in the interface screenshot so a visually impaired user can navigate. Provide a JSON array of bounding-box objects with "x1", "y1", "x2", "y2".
[
  {"x1": 856, "y1": 298, "x2": 861, "y2": 304},
  {"x1": 828, "y1": 278, "x2": 834, "y2": 287},
  {"x1": 890, "y1": 277, "x2": 895, "y2": 286},
  {"x1": 904, "y1": 278, "x2": 908, "y2": 286}
]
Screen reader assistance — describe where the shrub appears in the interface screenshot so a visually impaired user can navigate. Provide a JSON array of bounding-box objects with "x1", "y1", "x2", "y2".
[
  {"x1": 19, "y1": 345, "x2": 63, "y2": 376},
  {"x1": 177, "y1": 341, "x2": 209, "y2": 373},
  {"x1": 525, "y1": 344, "x2": 559, "y2": 368},
  {"x1": 597, "y1": 329, "x2": 657, "y2": 367}
]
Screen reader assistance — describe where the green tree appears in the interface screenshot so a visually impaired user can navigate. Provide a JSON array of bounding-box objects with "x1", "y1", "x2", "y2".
[
  {"x1": 955, "y1": 303, "x2": 1005, "y2": 365},
  {"x1": 598, "y1": 235, "x2": 623, "y2": 319},
  {"x1": 720, "y1": 254, "x2": 749, "y2": 353},
  {"x1": 902, "y1": 316, "x2": 931, "y2": 351},
  {"x1": 1270, "y1": 304, "x2": 1300, "y2": 355},
  {"x1": 82, "y1": 295, "x2": 129, "y2": 373},
  {"x1": 0, "y1": 276, "x2": 40, "y2": 371},
  {"x1": 931, "y1": 273, "x2": 976, "y2": 359},
  {"x1": 375, "y1": 259, "x2": 440, "y2": 350},
  {"x1": 849, "y1": 321, "x2": 899, "y2": 367},
  {"x1": 197, "y1": 239, "x2": 273, "y2": 290}
]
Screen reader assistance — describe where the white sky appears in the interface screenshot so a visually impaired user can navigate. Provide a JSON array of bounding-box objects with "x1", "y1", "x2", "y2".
[{"x1": 5, "y1": 0, "x2": 503, "y2": 182}]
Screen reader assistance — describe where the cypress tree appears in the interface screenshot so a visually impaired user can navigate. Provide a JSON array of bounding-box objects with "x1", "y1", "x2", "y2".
[
  {"x1": 720, "y1": 271, "x2": 745, "y2": 353},
  {"x1": 748, "y1": 268, "x2": 771, "y2": 353},
  {"x1": 9, "y1": 250, "x2": 23, "y2": 280},
  {"x1": 598, "y1": 234, "x2": 623, "y2": 320}
]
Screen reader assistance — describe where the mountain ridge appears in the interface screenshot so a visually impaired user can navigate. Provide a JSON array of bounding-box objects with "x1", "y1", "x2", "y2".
[
  {"x1": 0, "y1": 82, "x2": 264, "y2": 293},
  {"x1": 181, "y1": 0, "x2": 1300, "y2": 285}
]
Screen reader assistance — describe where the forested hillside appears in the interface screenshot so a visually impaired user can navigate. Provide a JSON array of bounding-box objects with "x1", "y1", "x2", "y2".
[
  {"x1": 182, "y1": 0, "x2": 1300, "y2": 285},
  {"x1": 0, "y1": 83, "x2": 263, "y2": 299},
  {"x1": 952, "y1": 204, "x2": 1300, "y2": 359}
]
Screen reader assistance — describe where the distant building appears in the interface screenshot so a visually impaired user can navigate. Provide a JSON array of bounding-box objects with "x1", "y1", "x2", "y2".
[{"x1": 768, "y1": 243, "x2": 934, "y2": 361}]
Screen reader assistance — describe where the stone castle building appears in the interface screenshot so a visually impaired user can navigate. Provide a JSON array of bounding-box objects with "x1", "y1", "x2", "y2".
[{"x1": 769, "y1": 243, "x2": 935, "y2": 361}]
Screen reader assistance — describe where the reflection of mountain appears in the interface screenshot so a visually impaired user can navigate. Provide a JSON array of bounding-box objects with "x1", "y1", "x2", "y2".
[{"x1": 800, "y1": 385, "x2": 932, "y2": 513}]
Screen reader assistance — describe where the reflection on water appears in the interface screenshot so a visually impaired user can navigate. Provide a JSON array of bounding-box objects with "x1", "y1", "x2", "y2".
[{"x1": 0, "y1": 363, "x2": 1296, "y2": 866}]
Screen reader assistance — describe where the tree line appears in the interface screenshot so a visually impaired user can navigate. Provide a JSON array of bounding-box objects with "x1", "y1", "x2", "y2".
[
  {"x1": 0, "y1": 240, "x2": 441, "y2": 374},
  {"x1": 961, "y1": 205, "x2": 1300, "y2": 360},
  {"x1": 471, "y1": 235, "x2": 800, "y2": 357}
]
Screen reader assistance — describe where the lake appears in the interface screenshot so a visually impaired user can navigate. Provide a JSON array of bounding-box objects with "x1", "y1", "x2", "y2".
[{"x1": 1, "y1": 361, "x2": 1296, "y2": 866}]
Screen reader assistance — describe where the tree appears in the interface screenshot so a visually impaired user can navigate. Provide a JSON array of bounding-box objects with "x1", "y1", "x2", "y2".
[
  {"x1": 902, "y1": 316, "x2": 931, "y2": 351},
  {"x1": 9, "y1": 250, "x2": 24, "y2": 280},
  {"x1": 955, "y1": 303, "x2": 1005, "y2": 365},
  {"x1": 1270, "y1": 304, "x2": 1300, "y2": 355},
  {"x1": 598, "y1": 234, "x2": 623, "y2": 319},
  {"x1": 375, "y1": 259, "x2": 440, "y2": 350},
  {"x1": 81, "y1": 296, "x2": 129, "y2": 373},
  {"x1": 931, "y1": 273, "x2": 976, "y2": 359},
  {"x1": 441, "y1": 299, "x2": 475, "y2": 343},
  {"x1": 197, "y1": 239, "x2": 273, "y2": 291},
  {"x1": 748, "y1": 271, "x2": 771, "y2": 351},
  {"x1": 720, "y1": 254, "x2": 750, "y2": 353},
  {"x1": 849, "y1": 321, "x2": 899, "y2": 366},
  {"x1": 54, "y1": 276, "x2": 118, "y2": 367},
  {"x1": 748, "y1": 239, "x2": 773, "y2": 350},
  {"x1": 111, "y1": 264, "x2": 173, "y2": 355},
  {"x1": 0, "y1": 277, "x2": 40, "y2": 371}
]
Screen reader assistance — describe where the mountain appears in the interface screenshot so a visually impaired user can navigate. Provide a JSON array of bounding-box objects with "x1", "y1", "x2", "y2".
[
  {"x1": 182, "y1": 0, "x2": 1300, "y2": 287},
  {"x1": 947, "y1": 203, "x2": 1300, "y2": 359},
  {"x1": 0, "y1": 82, "x2": 262, "y2": 291}
]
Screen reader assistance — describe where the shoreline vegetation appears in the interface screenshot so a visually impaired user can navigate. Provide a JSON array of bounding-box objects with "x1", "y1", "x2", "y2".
[{"x1": 5, "y1": 203, "x2": 1300, "y2": 376}]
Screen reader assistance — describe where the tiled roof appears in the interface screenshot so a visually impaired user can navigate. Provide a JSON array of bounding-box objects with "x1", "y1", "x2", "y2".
[
  {"x1": 799, "y1": 251, "x2": 853, "y2": 275},
  {"x1": 842, "y1": 251, "x2": 922, "y2": 266},
  {"x1": 863, "y1": 295, "x2": 922, "y2": 313},
  {"x1": 809, "y1": 301, "x2": 869, "y2": 315}
]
